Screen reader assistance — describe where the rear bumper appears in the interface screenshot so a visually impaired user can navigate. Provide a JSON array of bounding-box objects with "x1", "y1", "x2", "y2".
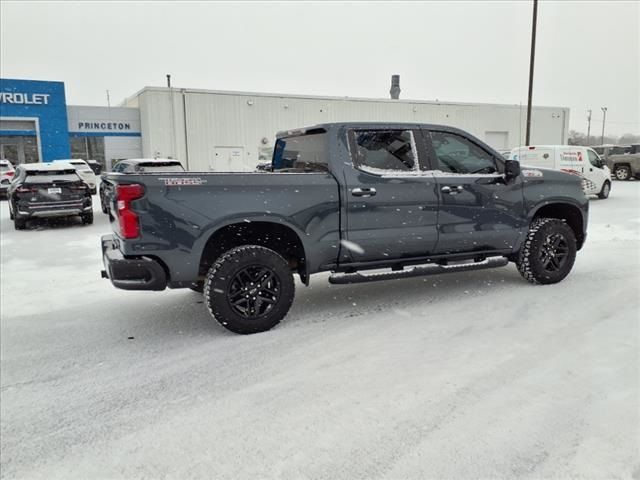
[
  {"x1": 101, "y1": 234, "x2": 167, "y2": 291},
  {"x1": 16, "y1": 198, "x2": 92, "y2": 218}
]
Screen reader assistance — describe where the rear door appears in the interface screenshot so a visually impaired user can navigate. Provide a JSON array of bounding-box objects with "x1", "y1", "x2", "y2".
[
  {"x1": 424, "y1": 129, "x2": 525, "y2": 254},
  {"x1": 342, "y1": 128, "x2": 439, "y2": 262}
]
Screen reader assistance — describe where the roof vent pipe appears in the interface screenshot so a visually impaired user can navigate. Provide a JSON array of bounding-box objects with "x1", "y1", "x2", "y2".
[{"x1": 390, "y1": 75, "x2": 400, "y2": 99}]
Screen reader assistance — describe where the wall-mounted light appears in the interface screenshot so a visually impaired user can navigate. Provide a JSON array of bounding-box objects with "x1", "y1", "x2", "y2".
[
  {"x1": 261, "y1": 137, "x2": 269, "y2": 145},
  {"x1": 247, "y1": 99, "x2": 254, "y2": 106}
]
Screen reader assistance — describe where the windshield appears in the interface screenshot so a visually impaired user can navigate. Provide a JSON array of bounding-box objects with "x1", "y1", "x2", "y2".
[
  {"x1": 136, "y1": 162, "x2": 184, "y2": 173},
  {"x1": 272, "y1": 133, "x2": 328, "y2": 172},
  {"x1": 24, "y1": 171, "x2": 80, "y2": 183}
]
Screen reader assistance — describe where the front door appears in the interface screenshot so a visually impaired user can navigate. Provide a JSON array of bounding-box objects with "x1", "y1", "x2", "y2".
[
  {"x1": 343, "y1": 128, "x2": 439, "y2": 263},
  {"x1": 424, "y1": 129, "x2": 525, "y2": 254}
]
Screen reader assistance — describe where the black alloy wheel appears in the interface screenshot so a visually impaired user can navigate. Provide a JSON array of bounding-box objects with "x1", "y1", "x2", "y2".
[
  {"x1": 227, "y1": 265, "x2": 281, "y2": 319},
  {"x1": 538, "y1": 233, "x2": 569, "y2": 274}
]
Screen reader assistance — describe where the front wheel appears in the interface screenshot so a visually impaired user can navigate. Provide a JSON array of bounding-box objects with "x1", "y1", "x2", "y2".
[
  {"x1": 204, "y1": 245, "x2": 295, "y2": 334},
  {"x1": 614, "y1": 165, "x2": 631, "y2": 181},
  {"x1": 597, "y1": 181, "x2": 611, "y2": 199},
  {"x1": 516, "y1": 218, "x2": 577, "y2": 285}
]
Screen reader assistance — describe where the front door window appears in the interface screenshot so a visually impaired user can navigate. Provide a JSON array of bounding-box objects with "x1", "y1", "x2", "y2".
[{"x1": 430, "y1": 131, "x2": 498, "y2": 175}]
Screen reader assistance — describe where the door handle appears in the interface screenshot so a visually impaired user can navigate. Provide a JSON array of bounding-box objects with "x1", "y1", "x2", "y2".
[
  {"x1": 351, "y1": 187, "x2": 377, "y2": 197},
  {"x1": 441, "y1": 185, "x2": 463, "y2": 195}
]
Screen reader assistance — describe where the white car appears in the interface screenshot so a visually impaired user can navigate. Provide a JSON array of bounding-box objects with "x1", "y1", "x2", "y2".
[
  {"x1": 52, "y1": 159, "x2": 97, "y2": 194},
  {"x1": 510, "y1": 145, "x2": 611, "y2": 199},
  {"x1": 0, "y1": 159, "x2": 16, "y2": 198}
]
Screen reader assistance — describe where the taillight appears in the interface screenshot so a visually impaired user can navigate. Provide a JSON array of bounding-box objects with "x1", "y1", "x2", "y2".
[
  {"x1": 6, "y1": 171, "x2": 14, "y2": 177},
  {"x1": 16, "y1": 186, "x2": 36, "y2": 193},
  {"x1": 116, "y1": 183, "x2": 145, "y2": 239},
  {"x1": 71, "y1": 184, "x2": 88, "y2": 191}
]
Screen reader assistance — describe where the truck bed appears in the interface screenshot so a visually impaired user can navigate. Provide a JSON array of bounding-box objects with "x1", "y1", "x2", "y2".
[{"x1": 104, "y1": 171, "x2": 341, "y2": 287}]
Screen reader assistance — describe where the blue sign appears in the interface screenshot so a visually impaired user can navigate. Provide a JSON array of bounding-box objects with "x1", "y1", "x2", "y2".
[{"x1": 0, "y1": 78, "x2": 70, "y2": 161}]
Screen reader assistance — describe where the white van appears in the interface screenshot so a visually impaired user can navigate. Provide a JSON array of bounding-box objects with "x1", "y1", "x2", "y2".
[{"x1": 510, "y1": 145, "x2": 611, "y2": 199}]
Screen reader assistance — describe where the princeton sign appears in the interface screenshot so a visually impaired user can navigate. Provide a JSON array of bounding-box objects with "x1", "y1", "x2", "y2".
[{"x1": 76, "y1": 121, "x2": 132, "y2": 131}]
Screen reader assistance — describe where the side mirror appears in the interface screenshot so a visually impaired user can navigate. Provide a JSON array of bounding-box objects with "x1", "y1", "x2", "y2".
[{"x1": 504, "y1": 159, "x2": 521, "y2": 180}]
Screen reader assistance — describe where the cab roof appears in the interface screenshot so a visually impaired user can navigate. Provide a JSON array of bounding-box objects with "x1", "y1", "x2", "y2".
[{"x1": 275, "y1": 122, "x2": 466, "y2": 138}]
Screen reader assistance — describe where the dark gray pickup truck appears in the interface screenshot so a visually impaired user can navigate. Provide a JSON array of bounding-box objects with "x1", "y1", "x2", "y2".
[{"x1": 101, "y1": 122, "x2": 588, "y2": 334}]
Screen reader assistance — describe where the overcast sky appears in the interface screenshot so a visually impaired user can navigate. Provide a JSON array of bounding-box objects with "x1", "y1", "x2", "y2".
[{"x1": 1, "y1": 1, "x2": 638, "y2": 135}]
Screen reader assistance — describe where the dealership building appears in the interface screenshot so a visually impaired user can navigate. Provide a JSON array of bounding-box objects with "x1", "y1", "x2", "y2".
[{"x1": 1, "y1": 77, "x2": 570, "y2": 171}]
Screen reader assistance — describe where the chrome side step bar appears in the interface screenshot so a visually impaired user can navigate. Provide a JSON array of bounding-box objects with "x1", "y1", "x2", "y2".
[{"x1": 328, "y1": 257, "x2": 509, "y2": 285}]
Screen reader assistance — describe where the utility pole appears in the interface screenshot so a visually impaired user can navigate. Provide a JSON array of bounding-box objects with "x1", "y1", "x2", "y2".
[
  {"x1": 106, "y1": 89, "x2": 111, "y2": 108},
  {"x1": 601, "y1": 107, "x2": 607, "y2": 145},
  {"x1": 586, "y1": 109, "x2": 592, "y2": 145},
  {"x1": 166, "y1": 74, "x2": 171, "y2": 88},
  {"x1": 525, "y1": 0, "x2": 538, "y2": 146}
]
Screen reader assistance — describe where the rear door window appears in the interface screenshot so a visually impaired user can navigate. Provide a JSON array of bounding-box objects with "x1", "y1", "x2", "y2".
[
  {"x1": 273, "y1": 133, "x2": 328, "y2": 172},
  {"x1": 350, "y1": 130, "x2": 419, "y2": 174}
]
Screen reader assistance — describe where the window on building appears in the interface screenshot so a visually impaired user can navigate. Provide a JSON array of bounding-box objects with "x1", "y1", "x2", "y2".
[
  {"x1": 429, "y1": 131, "x2": 497, "y2": 174},
  {"x1": 70, "y1": 137, "x2": 105, "y2": 164},
  {"x1": 272, "y1": 133, "x2": 328, "y2": 172},
  {"x1": 351, "y1": 130, "x2": 418, "y2": 174}
]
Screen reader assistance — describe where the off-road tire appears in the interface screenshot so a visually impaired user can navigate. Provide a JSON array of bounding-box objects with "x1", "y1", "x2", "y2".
[
  {"x1": 614, "y1": 165, "x2": 631, "y2": 181},
  {"x1": 597, "y1": 181, "x2": 611, "y2": 199},
  {"x1": 81, "y1": 212, "x2": 94, "y2": 225},
  {"x1": 14, "y1": 216, "x2": 26, "y2": 230},
  {"x1": 516, "y1": 218, "x2": 577, "y2": 285},
  {"x1": 204, "y1": 245, "x2": 295, "y2": 334}
]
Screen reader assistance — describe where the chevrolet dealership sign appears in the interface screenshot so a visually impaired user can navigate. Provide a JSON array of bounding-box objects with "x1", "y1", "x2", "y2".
[{"x1": 0, "y1": 92, "x2": 51, "y2": 105}]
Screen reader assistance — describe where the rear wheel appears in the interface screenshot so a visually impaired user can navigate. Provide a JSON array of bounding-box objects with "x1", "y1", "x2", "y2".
[
  {"x1": 614, "y1": 165, "x2": 631, "y2": 181},
  {"x1": 204, "y1": 245, "x2": 295, "y2": 334},
  {"x1": 81, "y1": 212, "x2": 94, "y2": 225},
  {"x1": 516, "y1": 218, "x2": 577, "y2": 285},
  {"x1": 597, "y1": 181, "x2": 611, "y2": 199}
]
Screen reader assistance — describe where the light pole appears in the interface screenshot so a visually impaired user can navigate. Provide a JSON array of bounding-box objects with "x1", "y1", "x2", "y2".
[
  {"x1": 525, "y1": 0, "x2": 538, "y2": 146},
  {"x1": 586, "y1": 109, "x2": 592, "y2": 145},
  {"x1": 601, "y1": 107, "x2": 607, "y2": 145}
]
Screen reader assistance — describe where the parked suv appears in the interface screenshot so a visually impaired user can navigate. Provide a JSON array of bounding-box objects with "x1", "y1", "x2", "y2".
[
  {"x1": 52, "y1": 159, "x2": 98, "y2": 194},
  {"x1": 100, "y1": 159, "x2": 184, "y2": 214},
  {"x1": 0, "y1": 159, "x2": 15, "y2": 198},
  {"x1": 8, "y1": 163, "x2": 93, "y2": 229}
]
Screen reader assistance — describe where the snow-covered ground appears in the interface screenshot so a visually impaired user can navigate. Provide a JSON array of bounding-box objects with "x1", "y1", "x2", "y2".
[{"x1": 1, "y1": 183, "x2": 639, "y2": 479}]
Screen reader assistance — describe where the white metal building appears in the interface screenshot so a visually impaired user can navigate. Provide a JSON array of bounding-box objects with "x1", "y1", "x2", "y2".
[{"x1": 122, "y1": 86, "x2": 570, "y2": 172}]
